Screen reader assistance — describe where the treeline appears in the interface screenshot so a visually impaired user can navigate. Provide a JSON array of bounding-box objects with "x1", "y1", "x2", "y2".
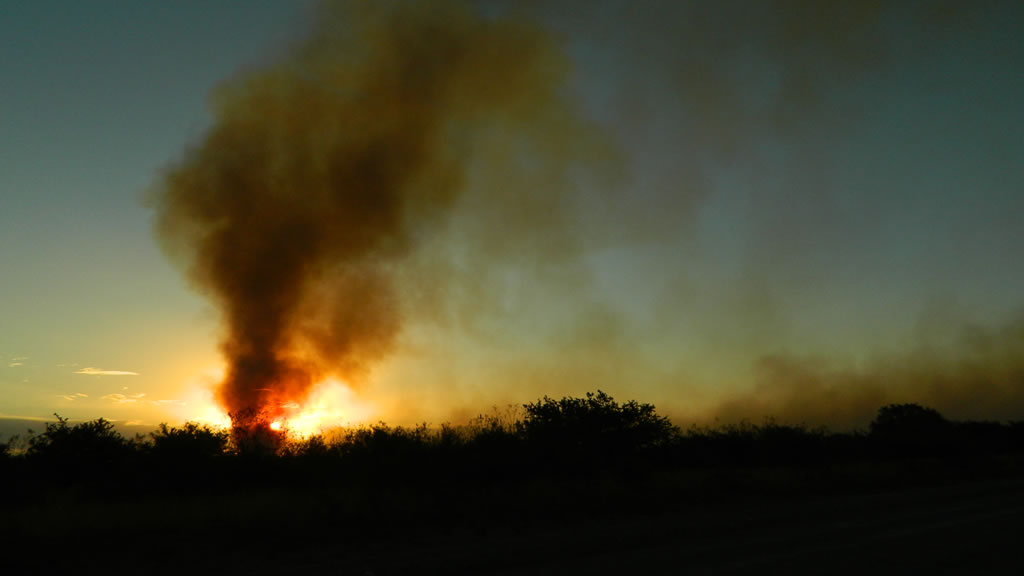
[
  {"x1": 5, "y1": 392, "x2": 1024, "y2": 484},
  {"x1": 7, "y1": 389, "x2": 1024, "y2": 575}
]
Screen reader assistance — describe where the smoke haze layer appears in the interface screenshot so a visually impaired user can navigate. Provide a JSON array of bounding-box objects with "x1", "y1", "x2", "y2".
[
  {"x1": 711, "y1": 315, "x2": 1024, "y2": 429},
  {"x1": 153, "y1": 0, "x2": 1024, "y2": 428}
]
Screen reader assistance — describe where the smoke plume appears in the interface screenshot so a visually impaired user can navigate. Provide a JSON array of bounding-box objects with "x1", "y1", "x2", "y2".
[{"x1": 153, "y1": 0, "x2": 604, "y2": 425}]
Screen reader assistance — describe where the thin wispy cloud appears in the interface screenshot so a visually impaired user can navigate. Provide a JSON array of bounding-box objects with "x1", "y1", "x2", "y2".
[
  {"x1": 74, "y1": 367, "x2": 139, "y2": 376},
  {"x1": 150, "y1": 399, "x2": 185, "y2": 406},
  {"x1": 57, "y1": 392, "x2": 90, "y2": 401},
  {"x1": 101, "y1": 393, "x2": 146, "y2": 404},
  {"x1": 8, "y1": 362, "x2": 23, "y2": 367}
]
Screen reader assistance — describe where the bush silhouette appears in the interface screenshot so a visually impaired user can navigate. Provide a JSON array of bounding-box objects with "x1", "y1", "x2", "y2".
[
  {"x1": 228, "y1": 408, "x2": 287, "y2": 457},
  {"x1": 336, "y1": 422, "x2": 434, "y2": 464},
  {"x1": 278, "y1": 433, "x2": 328, "y2": 456},
  {"x1": 23, "y1": 415, "x2": 133, "y2": 487},
  {"x1": 0, "y1": 436, "x2": 11, "y2": 476},
  {"x1": 520, "y1": 390, "x2": 676, "y2": 466},
  {"x1": 28, "y1": 414, "x2": 130, "y2": 462},
  {"x1": 752, "y1": 421, "x2": 827, "y2": 465},
  {"x1": 148, "y1": 422, "x2": 231, "y2": 460},
  {"x1": 8, "y1": 394, "x2": 1024, "y2": 498},
  {"x1": 869, "y1": 403, "x2": 953, "y2": 457}
]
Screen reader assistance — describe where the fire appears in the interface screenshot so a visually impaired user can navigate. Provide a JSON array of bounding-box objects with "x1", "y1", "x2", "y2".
[
  {"x1": 180, "y1": 376, "x2": 374, "y2": 439},
  {"x1": 265, "y1": 378, "x2": 373, "y2": 437}
]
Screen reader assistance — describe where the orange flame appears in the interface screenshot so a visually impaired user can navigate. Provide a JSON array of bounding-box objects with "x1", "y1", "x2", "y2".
[{"x1": 182, "y1": 376, "x2": 373, "y2": 439}]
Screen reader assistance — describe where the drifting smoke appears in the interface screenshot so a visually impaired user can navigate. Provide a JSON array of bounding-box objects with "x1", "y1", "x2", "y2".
[
  {"x1": 153, "y1": 0, "x2": 606, "y2": 426},
  {"x1": 153, "y1": 0, "x2": 1024, "y2": 428},
  {"x1": 712, "y1": 315, "x2": 1024, "y2": 429}
]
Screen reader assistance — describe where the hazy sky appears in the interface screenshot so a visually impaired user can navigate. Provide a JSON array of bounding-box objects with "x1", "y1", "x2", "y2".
[{"x1": 3, "y1": 0, "x2": 1024, "y2": 429}]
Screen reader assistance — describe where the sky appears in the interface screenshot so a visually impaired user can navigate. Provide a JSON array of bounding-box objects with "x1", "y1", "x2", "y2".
[{"x1": 2, "y1": 0, "x2": 1024, "y2": 430}]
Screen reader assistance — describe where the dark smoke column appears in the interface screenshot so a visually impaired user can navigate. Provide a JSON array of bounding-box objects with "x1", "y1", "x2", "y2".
[{"x1": 151, "y1": 1, "x2": 587, "y2": 429}]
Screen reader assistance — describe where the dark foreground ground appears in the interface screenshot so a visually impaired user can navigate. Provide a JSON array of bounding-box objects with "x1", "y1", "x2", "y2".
[
  {"x1": 5, "y1": 458, "x2": 1024, "y2": 575},
  {"x1": 507, "y1": 473, "x2": 1024, "y2": 575}
]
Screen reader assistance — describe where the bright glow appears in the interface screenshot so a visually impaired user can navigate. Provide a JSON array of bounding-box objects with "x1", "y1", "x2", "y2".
[
  {"x1": 176, "y1": 374, "x2": 375, "y2": 438},
  {"x1": 190, "y1": 401, "x2": 232, "y2": 429},
  {"x1": 272, "y1": 378, "x2": 374, "y2": 438},
  {"x1": 169, "y1": 366, "x2": 232, "y2": 429}
]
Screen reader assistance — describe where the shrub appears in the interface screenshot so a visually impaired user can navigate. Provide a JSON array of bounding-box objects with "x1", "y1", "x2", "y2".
[
  {"x1": 149, "y1": 422, "x2": 231, "y2": 460},
  {"x1": 753, "y1": 421, "x2": 828, "y2": 465},
  {"x1": 336, "y1": 422, "x2": 432, "y2": 460},
  {"x1": 869, "y1": 403, "x2": 953, "y2": 457},
  {"x1": 228, "y1": 408, "x2": 287, "y2": 457},
  {"x1": 519, "y1": 390, "x2": 677, "y2": 464},
  {"x1": 281, "y1": 434, "x2": 332, "y2": 459},
  {"x1": 26, "y1": 415, "x2": 133, "y2": 481},
  {"x1": 29, "y1": 415, "x2": 127, "y2": 456}
]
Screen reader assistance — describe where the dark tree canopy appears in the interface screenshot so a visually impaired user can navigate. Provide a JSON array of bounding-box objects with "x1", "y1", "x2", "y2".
[
  {"x1": 148, "y1": 422, "x2": 231, "y2": 460},
  {"x1": 869, "y1": 403, "x2": 953, "y2": 456},
  {"x1": 28, "y1": 414, "x2": 131, "y2": 464},
  {"x1": 520, "y1": 390, "x2": 677, "y2": 457}
]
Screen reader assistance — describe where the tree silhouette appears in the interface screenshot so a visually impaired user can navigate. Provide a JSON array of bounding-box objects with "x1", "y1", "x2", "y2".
[
  {"x1": 228, "y1": 408, "x2": 287, "y2": 457},
  {"x1": 28, "y1": 414, "x2": 130, "y2": 462},
  {"x1": 869, "y1": 403, "x2": 952, "y2": 457},
  {"x1": 520, "y1": 390, "x2": 677, "y2": 466},
  {"x1": 148, "y1": 422, "x2": 231, "y2": 460}
]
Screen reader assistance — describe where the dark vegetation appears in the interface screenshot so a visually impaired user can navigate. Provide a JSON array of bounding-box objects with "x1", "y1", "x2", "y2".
[
  {"x1": 5, "y1": 391, "x2": 1024, "y2": 574},
  {"x1": 12, "y1": 391, "x2": 1024, "y2": 475}
]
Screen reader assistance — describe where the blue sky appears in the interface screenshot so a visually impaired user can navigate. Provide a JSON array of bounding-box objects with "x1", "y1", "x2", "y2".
[{"x1": 1, "y1": 1, "x2": 310, "y2": 423}]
